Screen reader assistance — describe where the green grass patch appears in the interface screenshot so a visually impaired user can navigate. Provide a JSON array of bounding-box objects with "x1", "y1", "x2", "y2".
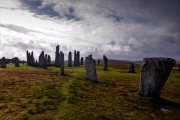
[{"x1": 0, "y1": 63, "x2": 179, "y2": 119}]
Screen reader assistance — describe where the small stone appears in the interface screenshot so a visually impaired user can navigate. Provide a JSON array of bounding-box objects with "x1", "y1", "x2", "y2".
[{"x1": 128, "y1": 63, "x2": 135, "y2": 73}]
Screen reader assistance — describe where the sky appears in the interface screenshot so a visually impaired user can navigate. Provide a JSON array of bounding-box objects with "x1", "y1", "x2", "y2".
[{"x1": 0, "y1": 0, "x2": 180, "y2": 61}]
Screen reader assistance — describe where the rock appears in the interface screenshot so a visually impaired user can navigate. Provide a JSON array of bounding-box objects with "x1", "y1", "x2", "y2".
[
  {"x1": 60, "y1": 51, "x2": 64, "y2": 75},
  {"x1": 55, "y1": 45, "x2": 60, "y2": 67},
  {"x1": 39, "y1": 51, "x2": 44, "y2": 67},
  {"x1": 1, "y1": 57, "x2": 6, "y2": 68},
  {"x1": 44, "y1": 54, "x2": 47, "y2": 69},
  {"x1": 48, "y1": 55, "x2": 51, "y2": 63},
  {"x1": 74, "y1": 50, "x2": 76, "y2": 66},
  {"x1": 85, "y1": 55, "x2": 97, "y2": 81},
  {"x1": 103, "y1": 55, "x2": 108, "y2": 70},
  {"x1": 30, "y1": 51, "x2": 34, "y2": 66},
  {"x1": 97, "y1": 60, "x2": 100, "y2": 65},
  {"x1": 128, "y1": 63, "x2": 135, "y2": 73},
  {"x1": 68, "y1": 51, "x2": 72, "y2": 67},
  {"x1": 81, "y1": 57, "x2": 83, "y2": 65},
  {"x1": 77, "y1": 51, "x2": 80, "y2": 66},
  {"x1": 139, "y1": 58, "x2": 176, "y2": 98},
  {"x1": 28, "y1": 52, "x2": 30, "y2": 65},
  {"x1": 14, "y1": 57, "x2": 19, "y2": 67},
  {"x1": 26, "y1": 51, "x2": 29, "y2": 65}
]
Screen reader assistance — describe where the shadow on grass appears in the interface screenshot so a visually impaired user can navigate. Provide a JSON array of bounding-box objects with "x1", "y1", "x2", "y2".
[{"x1": 150, "y1": 97, "x2": 180, "y2": 107}]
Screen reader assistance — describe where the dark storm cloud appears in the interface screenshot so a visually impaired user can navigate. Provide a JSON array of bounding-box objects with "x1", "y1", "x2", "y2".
[{"x1": 19, "y1": 0, "x2": 80, "y2": 20}]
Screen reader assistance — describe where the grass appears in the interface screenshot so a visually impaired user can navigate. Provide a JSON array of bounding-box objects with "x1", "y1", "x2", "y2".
[{"x1": 0, "y1": 63, "x2": 180, "y2": 120}]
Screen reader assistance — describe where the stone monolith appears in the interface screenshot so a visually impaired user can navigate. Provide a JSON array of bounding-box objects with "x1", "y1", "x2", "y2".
[
  {"x1": 103, "y1": 55, "x2": 108, "y2": 70},
  {"x1": 1, "y1": 57, "x2": 6, "y2": 68},
  {"x1": 128, "y1": 63, "x2": 135, "y2": 73},
  {"x1": 60, "y1": 51, "x2": 64, "y2": 75},
  {"x1": 85, "y1": 55, "x2": 97, "y2": 81},
  {"x1": 68, "y1": 51, "x2": 72, "y2": 67},
  {"x1": 139, "y1": 58, "x2": 176, "y2": 98}
]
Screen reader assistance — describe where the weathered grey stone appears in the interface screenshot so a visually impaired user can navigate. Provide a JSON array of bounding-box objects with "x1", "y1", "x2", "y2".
[
  {"x1": 48, "y1": 55, "x2": 51, "y2": 63},
  {"x1": 14, "y1": 57, "x2": 19, "y2": 67},
  {"x1": 60, "y1": 51, "x2": 64, "y2": 75},
  {"x1": 97, "y1": 60, "x2": 100, "y2": 65},
  {"x1": 39, "y1": 51, "x2": 44, "y2": 67},
  {"x1": 74, "y1": 50, "x2": 77, "y2": 66},
  {"x1": 55, "y1": 45, "x2": 60, "y2": 67},
  {"x1": 1, "y1": 57, "x2": 6, "y2": 68},
  {"x1": 81, "y1": 57, "x2": 83, "y2": 65},
  {"x1": 68, "y1": 51, "x2": 72, "y2": 67},
  {"x1": 139, "y1": 58, "x2": 176, "y2": 98},
  {"x1": 77, "y1": 51, "x2": 80, "y2": 66},
  {"x1": 26, "y1": 51, "x2": 29, "y2": 65},
  {"x1": 44, "y1": 55, "x2": 47, "y2": 69},
  {"x1": 128, "y1": 63, "x2": 135, "y2": 73},
  {"x1": 103, "y1": 55, "x2": 108, "y2": 70},
  {"x1": 30, "y1": 51, "x2": 34, "y2": 66},
  {"x1": 28, "y1": 52, "x2": 30, "y2": 65},
  {"x1": 85, "y1": 55, "x2": 97, "y2": 81}
]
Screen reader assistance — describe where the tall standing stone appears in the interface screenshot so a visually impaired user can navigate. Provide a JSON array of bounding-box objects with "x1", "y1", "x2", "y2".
[
  {"x1": 103, "y1": 55, "x2": 108, "y2": 70},
  {"x1": 139, "y1": 58, "x2": 176, "y2": 98},
  {"x1": 81, "y1": 57, "x2": 83, "y2": 65},
  {"x1": 128, "y1": 63, "x2": 135, "y2": 73},
  {"x1": 74, "y1": 50, "x2": 76, "y2": 66},
  {"x1": 39, "y1": 51, "x2": 44, "y2": 67},
  {"x1": 85, "y1": 55, "x2": 97, "y2": 81},
  {"x1": 48, "y1": 55, "x2": 51, "y2": 63},
  {"x1": 30, "y1": 51, "x2": 34, "y2": 66},
  {"x1": 1, "y1": 57, "x2": 6, "y2": 68},
  {"x1": 55, "y1": 45, "x2": 60, "y2": 67},
  {"x1": 97, "y1": 60, "x2": 100, "y2": 65},
  {"x1": 68, "y1": 51, "x2": 72, "y2": 67},
  {"x1": 77, "y1": 51, "x2": 80, "y2": 66},
  {"x1": 60, "y1": 51, "x2": 64, "y2": 75},
  {"x1": 26, "y1": 51, "x2": 29, "y2": 65},
  {"x1": 28, "y1": 52, "x2": 30, "y2": 65},
  {"x1": 44, "y1": 55, "x2": 47, "y2": 69},
  {"x1": 14, "y1": 57, "x2": 19, "y2": 67}
]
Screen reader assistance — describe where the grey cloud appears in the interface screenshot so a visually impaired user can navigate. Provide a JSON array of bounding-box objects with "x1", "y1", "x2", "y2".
[{"x1": 0, "y1": 23, "x2": 39, "y2": 34}]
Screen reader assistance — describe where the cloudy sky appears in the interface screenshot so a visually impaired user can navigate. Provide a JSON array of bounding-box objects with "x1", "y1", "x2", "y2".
[{"x1": 0, "y1": 0, "x2": 180, "y2": 61}]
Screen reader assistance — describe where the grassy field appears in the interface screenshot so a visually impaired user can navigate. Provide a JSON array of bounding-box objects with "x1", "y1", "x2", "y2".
[{"x1": 0, "y1": 63, "x2": 180, "y2": 120}]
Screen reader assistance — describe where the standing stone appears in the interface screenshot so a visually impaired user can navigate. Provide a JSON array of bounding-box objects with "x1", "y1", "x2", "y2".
[
  {"x1": 81, "y1": 57, "x2": 83, "y2": 65},
  {"x1": 28, "y1": 52, "x2": 30, "y2": 65},
  {"x1": 128, "y1": 63, "x2": 135, "y2": 73},
  {"x1": 97, "y1": 60, "x2": 100, "y2": 65},
  {"x1": 103, "y1": 55, "x2": 108, "y2": 70},
  {"x1": 48, "y1": 55, "x2": 51, "y2": 63},
  {"x1": 30, "y1": 51, "x2": 34, "y2": 66},
  {"x1": 139, "y1": 58, "x2": 176, "y2": 98},
  {"x1": 14, "y1": 57, "x2": 19, "y2": 67},
  {"x1": 55, "y1": 45, "x2": 60, "y2": 67},
  {"x1": 1, "y1": 57, "x2": 6, "y2": 68},
  {"x1": 60, "y1": 51, "x2": 64, "y2": 75},
  {"x1": 85, "y1": 55, "x2": 97, "y2": 81},
  {"x1": 68, "y1": 51, "x2": 72, "y2": 67},
  {"x1": 35, "y1": 60, "x2": 38, "y2": 66},
  {"x1": 26, "y1": 51, "x2": 29, "y2": 65},
  {"x1": 74, "y1": 50, "x2": 77, "y2": 66},
  {"x1": 39, "y1": 51, "x2": 44, "y2": 67},
  {"x1": 44, "y1": 55, "x2": 47, "y2": 69},
  {"x1": 77, "y1": 51, "x2": 80, "y2": 66}
]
